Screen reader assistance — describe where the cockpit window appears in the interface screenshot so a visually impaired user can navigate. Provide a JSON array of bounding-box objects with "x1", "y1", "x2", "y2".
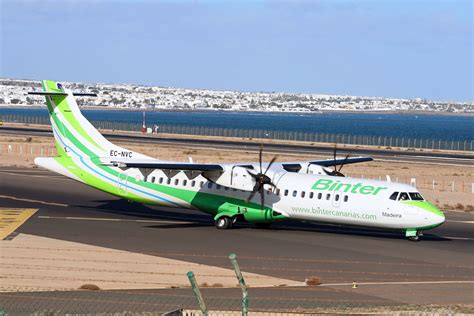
[
  {"x1": 398, "y1": 192, "x2": 409, "y2": 201},
  {"x1": 389, "y1": 192, "x2": 399, "y2": 200},
  {"x1": 409, "y1": 192, "x2": 424, "y2": 201}
]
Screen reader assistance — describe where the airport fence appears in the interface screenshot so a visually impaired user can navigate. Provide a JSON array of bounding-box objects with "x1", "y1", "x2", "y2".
[
  {"x1": 2, "y1": 113, "x2": 473, "y2": 151},
  {"x1": 0, "y1": 251, "x2": 373, "y2": 315},
  {"x1": 0, "y1": 250, "x2": 469, "y2": 315},
  {"x1": 1, "y1": 143, "x2": 473, "y2": 197}
]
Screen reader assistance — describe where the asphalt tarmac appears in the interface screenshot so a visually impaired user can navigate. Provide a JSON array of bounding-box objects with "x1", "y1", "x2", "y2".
[{"x1": 1, "y1": 166, "x2": 473, "y2": 313}]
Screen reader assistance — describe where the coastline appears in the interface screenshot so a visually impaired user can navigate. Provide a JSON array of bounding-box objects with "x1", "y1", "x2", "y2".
[{"x1": 1, "y1": 104, "x2": 473, "y2": 116}]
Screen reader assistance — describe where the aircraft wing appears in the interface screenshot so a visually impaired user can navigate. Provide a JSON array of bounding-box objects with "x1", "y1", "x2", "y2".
[
  {"x1": 107, "y1": 159, "x2": 225, "y2": 172},
  {"x1": 280, "y1": 156, "x2": 373, "y2": 172},
  {"x1": 308, "y1": 156, "x2": 373, "y2": 166},
  {"x1": 104, "y1": 156, "x2": 372, "y2": 174}
]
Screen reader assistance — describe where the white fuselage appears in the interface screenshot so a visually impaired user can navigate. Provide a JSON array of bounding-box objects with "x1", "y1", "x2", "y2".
[{"x1": 108, "y1": 164, "x2": 444, "y2": 231}]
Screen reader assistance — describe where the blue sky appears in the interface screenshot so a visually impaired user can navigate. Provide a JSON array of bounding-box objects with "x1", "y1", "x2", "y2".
[{"x1": 1, "y1": 0, "x2": 472, "y2": 101}]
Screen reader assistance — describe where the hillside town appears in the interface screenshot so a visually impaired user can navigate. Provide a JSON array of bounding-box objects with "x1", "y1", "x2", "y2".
[{"x1": 0, "y1": 78, "x2": 472, "y2": 113}]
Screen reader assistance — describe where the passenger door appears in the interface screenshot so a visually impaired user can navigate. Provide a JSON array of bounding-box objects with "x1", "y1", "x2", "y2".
[{"x1": 118, "y1": 172, "x2": 128, "y2": 196}]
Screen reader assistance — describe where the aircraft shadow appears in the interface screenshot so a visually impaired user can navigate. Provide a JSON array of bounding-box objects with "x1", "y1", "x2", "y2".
[
  {"x1": 70, "y1": 199, "x2": 451, "y2": 242},
  {"x1": 70, "y1": 199, "x2": 211, "y2": 223}
]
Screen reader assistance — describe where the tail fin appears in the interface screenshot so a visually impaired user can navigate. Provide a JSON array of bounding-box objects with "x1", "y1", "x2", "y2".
[{"x1": 39, "y1": 80, "x2": 145, "y2": 160}]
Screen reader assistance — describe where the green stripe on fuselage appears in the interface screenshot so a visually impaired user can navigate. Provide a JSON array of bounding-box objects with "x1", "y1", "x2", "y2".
[
  {"x1": 402, "y1": 201, "x2": 444, "y2": 218},
  {"x1": 51, "y1": 114, "x2": 280, "y2": 220},
  {"x1": 42, "y1": 80, "x2": 104, "y2": 152}
]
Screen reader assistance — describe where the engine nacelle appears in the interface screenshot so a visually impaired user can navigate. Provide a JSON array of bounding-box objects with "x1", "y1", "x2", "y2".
[
  {"x1": 204, "y1": 166, "x2": 256, "y2": 191},
  {"x1": 306, "y1": 164, "x2": 330, "y2": 175}
]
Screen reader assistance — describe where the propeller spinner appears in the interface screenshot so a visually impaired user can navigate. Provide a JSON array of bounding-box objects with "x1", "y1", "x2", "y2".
[{"x1": 246, "y1": 145, "x2": 278, "y2": 209}]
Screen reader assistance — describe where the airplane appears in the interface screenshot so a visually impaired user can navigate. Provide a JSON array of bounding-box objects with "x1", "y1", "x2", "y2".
[{"x1": 28, "y1": 80, "x2": 445, "y2": 241}]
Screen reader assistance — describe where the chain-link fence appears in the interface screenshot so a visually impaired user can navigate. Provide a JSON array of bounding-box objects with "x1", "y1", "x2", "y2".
[
  {"x1": 0, "y1": 250, "x2": 396, "y2": 315},
  {"x1": 1, "y1": 143, "x2": 472, "y2": 196},
  {"x1": 2, "y1": 114, "x2": 473, "y2": 151},
  {"x1": 0, "y1": 251, "x2": 456, "y2": 316}
]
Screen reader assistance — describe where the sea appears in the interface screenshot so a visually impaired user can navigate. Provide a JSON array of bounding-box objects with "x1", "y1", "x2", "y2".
[{"x1": 0, "y1": 107, "x2": 472, "y2": 142}]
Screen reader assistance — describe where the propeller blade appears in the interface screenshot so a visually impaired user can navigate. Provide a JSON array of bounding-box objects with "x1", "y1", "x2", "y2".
[
  {"x1": 259, "y1": 145, "x2": 263, "y2": 174},
  {"x1": 263, "y1": 155, "x2": 278, "y2": 175},
  {"x1": 260, "y1": 185, "x2": 265, "y2": 209},
  {"x1": 333, "y1": 144, "x2": 337, "y2": 171},
  {"x1": 337, "y1": 153, "x2": 351, "y2": 172},
  {"x1": 246, "y1": 168, "x2": 258, "y2": 178},
  {"x1": 247, "y1": 187, "x2": 258, "y2": 203}
]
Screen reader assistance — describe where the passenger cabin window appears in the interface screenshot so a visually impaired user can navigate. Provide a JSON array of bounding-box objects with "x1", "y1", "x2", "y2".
[
  {"x1": 284, "y1": 190, "x2": 289, "y2": 196},
  {"x1": 292, "y1": 190, "x2": 297, "y2": 197},
  {"x1": 183, "y1": 180, "x2": 187, "y2": 186},
  {"x1": 208, "y1": 182, "x2": 213, "y2": 189},
  {"x1": 344, "y1": 195, "x2": 348, "y2": 202},
  {"x1": 275, "y1": 189, "x2": 280, "y2": 196},
  {"x1": 200, "y1": 181, "x2": 204, "y2": 187},
  {"x1": 389, "y1": 192, "x2": 399, "y2": 200},
  {"x1": 309, "y1": 192, "x2": 314, "y2": 199},
  {"x1": 335, "y1": 194, "x2": 339, "y2": 201},
  {"x1": 216, "y1": 185, "x2": 221, "y2": 190},
  {"x1": 151, "y1": 177, "x2": 155, "y2": 183},
  {"x1": 166, "y1": 178, "x2": 171, "y2": 185},
  {"x1": 317, "y1": 193, "x2": 322, "y2": 200},
  {"x1": 409, "y1": 192, "x2": 424, "y2": 201},
  {"x1": 398, "y1": 192, "x2": 409, "y2": 201},
  {"x1": 191, "y1": 180, "x2": 196, "y2": 187},
  {"x1": 174, "y1": 179, "x2": 179, "y2": 186},
  {"x1": 301, "y1": 191, "x2": 305, "y2": 198},
  {"x1": 159, "y1": 177, "x2": 163, "y2": 184},
  {"x1": 326, "y1": 193, "x2": 331, "y2": 200}
]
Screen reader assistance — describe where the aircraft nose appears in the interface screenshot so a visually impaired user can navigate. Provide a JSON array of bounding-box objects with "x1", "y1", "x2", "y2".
[{"x1": 428, "y1": 205, "x2": 445, "y2": 227}]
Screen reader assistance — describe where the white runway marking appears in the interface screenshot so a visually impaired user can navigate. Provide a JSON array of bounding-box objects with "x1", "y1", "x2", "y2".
[
  {"x1": 443, "y1": 236, "x2": 474, "y2": 241},
  {"x1": 321, "y1": 280, "x2": 474, "y2": 287},
  {"x1": 0, "y1": 168, "x2": 50, "y2": 173},
  {"x1": 445, "y1": 210, "x2": 474, "y2": 214},
  {"x1": 34, "y1": 216, "x2": 474, "y2": 240},
  {"x1": 37, "y1": 215, "x2": 196, "y2": 225},
  {"x1": 0, "y1": 171, "x2": 67, "y2": 180},
  {"x1": 0, "y1": 195, "x2": 68, "y2": 207},
  {"x1": 446, "y1": 220, "x2": 474, "y2": 224}
]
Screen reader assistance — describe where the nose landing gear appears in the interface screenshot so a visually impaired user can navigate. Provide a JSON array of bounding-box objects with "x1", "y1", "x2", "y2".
[{"x1": 406, "y1": 229, "x2": 423, "y2": 241}]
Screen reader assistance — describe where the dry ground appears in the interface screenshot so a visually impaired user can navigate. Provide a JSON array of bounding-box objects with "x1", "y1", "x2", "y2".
[
  {"x1": 0, "y1": 132, "x2": 472, "y2": 210},
  {"x1": 0, "y1": 233, "x2": 299, "y2": 292}
]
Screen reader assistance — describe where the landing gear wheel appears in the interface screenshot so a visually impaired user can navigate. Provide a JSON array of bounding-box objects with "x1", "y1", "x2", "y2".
[
  {"x1": 408, "y1": 230, "x2": 423, "y2": 241},
  {"x1": 215, "y1": 217, "x2": 232, "y2": 230}
]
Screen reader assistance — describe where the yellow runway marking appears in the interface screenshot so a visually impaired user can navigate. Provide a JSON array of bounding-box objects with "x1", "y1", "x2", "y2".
[{"x1": 0, "y1": 209, "x2": 38, "y2": 240}]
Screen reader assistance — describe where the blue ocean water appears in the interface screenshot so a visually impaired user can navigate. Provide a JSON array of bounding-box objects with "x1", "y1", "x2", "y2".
[{"x1": 1, "y1": 107, "x2": 472, "y2": 142}]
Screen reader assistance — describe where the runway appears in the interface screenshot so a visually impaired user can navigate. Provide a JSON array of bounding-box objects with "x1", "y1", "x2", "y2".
[
  {"x1": 1, "y1": 166, "x2": 473, "y2": 313},
  {"x1": 2, "y1": 126, "x2": 473, "y2": 166}
]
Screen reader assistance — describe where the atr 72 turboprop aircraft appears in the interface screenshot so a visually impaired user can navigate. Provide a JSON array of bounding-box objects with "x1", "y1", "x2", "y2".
[{"x1": 29, "y1": 80, "x2": 445, "y2": 241}]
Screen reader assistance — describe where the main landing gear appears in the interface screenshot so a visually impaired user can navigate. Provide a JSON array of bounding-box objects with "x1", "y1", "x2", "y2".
[{"x1": 215, "y1": 216, "x2": 238, "y2": 229}]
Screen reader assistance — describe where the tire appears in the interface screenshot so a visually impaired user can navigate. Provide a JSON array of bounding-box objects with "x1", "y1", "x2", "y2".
[
  {"x1": 215, "y1": 217, "x2": 231, "y2": 229},
  {"x1": 408, "y1": 230, "x2": 422, "y2": 241}
]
